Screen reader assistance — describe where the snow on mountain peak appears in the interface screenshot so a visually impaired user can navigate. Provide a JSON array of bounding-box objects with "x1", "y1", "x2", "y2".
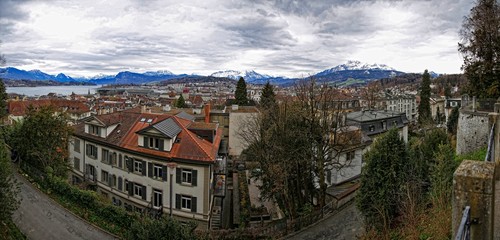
[
  {"x1": 143, "y1": 70, "x2": 174, "y2": 76},
  {"x1": 331, "y1": 60, "x2": 395, "y2": 72}
]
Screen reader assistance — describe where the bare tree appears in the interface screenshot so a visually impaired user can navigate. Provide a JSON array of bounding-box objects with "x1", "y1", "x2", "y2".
[{"x1": 360, "y1": 81, "x2": 381, "y2": 110}]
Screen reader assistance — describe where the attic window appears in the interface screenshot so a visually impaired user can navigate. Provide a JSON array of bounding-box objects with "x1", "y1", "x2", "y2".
[
  {"x1": 147, "y1": 119, "x2": 153, "y2": 123},
  {"x1": 175, "y1": 138, "x2": 181, "y2": 143},
  {"x1": 140, "y1": 118, "x2": 146, "y2": 122}
]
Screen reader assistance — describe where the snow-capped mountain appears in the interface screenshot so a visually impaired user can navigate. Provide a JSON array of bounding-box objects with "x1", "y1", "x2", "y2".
[
  {"x1": 210, "y1": 70, "x2": 274, "y2": 82},
  {"x1": 210, "y1": 70, "x2": 242, "y2": 79},
  {"x1": 143, "y1": 70, "x2": 175, "y2": 76},
  {"x1": 316, "y1": 60, "x2": 396, "y2": 76}
]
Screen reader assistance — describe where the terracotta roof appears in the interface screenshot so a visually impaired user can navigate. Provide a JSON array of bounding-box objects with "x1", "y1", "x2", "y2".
[
  {"x1": 188, "y1": 122, "x2": 218, "y2": 130},
  {"x1": 8, "y1": 99, "x2": 90, "y2": 116},
  {"x1": 74, "y1": 111, "x2": 221, "y2": 163}
]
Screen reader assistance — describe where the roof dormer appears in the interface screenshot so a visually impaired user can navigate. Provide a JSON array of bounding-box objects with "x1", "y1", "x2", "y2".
[
  {"x1": 136, "y1": 118, "x2": 181, "y2": 152},
  {"x1": 84, "y1": 116, "x2": 119, "y2": 138}
]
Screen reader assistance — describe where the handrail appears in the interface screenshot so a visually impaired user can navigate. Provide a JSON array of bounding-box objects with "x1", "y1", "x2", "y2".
[
  {"x1": 455, "y1": 206, "x2": 471, "y2": 240},
  {"x1": 485, "y1": 124, "x2": 494, "y2": 162}
]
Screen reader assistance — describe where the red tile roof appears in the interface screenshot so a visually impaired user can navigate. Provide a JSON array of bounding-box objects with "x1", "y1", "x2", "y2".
[
  {"x1": 8, "y1": 99, "x2": 90, "y2": 116},
  {"x1": 74, "y1": 110, "x2": 221, "y2": 163}
]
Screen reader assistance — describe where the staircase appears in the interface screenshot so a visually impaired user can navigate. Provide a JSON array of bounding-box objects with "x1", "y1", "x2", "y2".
[{"x1": 211, "y1": 208, "x2": 222, "y2": 230}]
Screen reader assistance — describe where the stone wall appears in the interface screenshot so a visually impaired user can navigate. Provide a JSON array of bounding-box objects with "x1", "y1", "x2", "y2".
[
  {"x1": 456, "y1": 110, "x2": 490, "y2": 155},
  {"x1": 452, "y1": 160, "x2": 495, "y2": 240}
]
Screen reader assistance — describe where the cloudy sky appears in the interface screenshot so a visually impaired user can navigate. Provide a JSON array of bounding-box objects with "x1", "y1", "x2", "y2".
[{"x1": 0, "y1": 0, "x2": 475, "y2": 78}]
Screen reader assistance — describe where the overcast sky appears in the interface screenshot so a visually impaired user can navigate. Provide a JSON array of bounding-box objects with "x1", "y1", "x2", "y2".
[{"x1": 0, "y1": 0, "x2": 475, "y2": 77}]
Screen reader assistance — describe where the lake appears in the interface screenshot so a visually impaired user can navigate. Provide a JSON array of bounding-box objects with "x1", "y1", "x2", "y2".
[{"x1": 6, "y1": 85, "x2": 103, "y2": 96}]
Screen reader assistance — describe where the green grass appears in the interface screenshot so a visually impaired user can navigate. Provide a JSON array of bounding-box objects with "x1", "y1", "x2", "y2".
[{"x1": 455, "y1": 146, "x2": 487, "y2": 162}]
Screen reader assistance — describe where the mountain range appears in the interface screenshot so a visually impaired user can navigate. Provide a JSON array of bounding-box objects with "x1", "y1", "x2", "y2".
[{"x1": 0, "y1": 60, "x2": 437, "y2": 86}]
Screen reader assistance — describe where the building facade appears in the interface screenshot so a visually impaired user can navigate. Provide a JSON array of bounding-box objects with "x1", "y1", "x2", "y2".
[{"x1": 68, "y1": 109, "x2": 225, "y2": 228}]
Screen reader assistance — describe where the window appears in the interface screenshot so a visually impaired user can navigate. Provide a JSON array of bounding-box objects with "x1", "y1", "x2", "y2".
[
  {"x1": 90, "y1": 125, "x2": 100, "y2": 135},
  {"x1": 101, "y1": 170, "x2": 109, "y2": 184},
  {"x1": 381, "y1": 121, "x2": 387, "y2": 130},
  {"x1": 393, "y1": 121, "x2": 398, "y2": 126},
  {"x1": 73, "y1": 157, "x2": 80, "y2": 171},
  {"x1": 134, "y1": 184, "x2": 143, "y2": 198},
  {"x1": 134, "y1": 161, "x2": 143, "y2": 174},
  {"x1": 86, "y1": 144, "x2": 98, "y2": 159},
  {"x1": 176, "y1": 168, "x2": 197, "y2": 186},
  {"x1": 74, "y1": 139, "x2": 80, "y2": 153},
  {"x1": 153, "y1": 189, "x2": 163, "y2": 208},
  {"x1": 153, "y1": 165, "x2": 163, "y2": 179},
  {"x1": 144, "y1": 136, "x2": 164, "y2": 150},
  {"x1": 111, "y1": 175, "x2": 117, "y2": 188},
  {"x1": 346, "y1": 151, "x2": 355, "y2": 161},
  {"x1": 451, "y1": 101, "x2": 457, "y2": 107},
  {"x1": 102, "y1": 149, "x2": 110, "y2": 164},
  {"x1": 368, "y1": 125, "x2": 375, "y2": 132},
  {"x1": 182, "y1": 169, "x2": 192, "y2": 184},
  {"x1": 181, "y1": 195, "x2": 192, "y2": 210}
]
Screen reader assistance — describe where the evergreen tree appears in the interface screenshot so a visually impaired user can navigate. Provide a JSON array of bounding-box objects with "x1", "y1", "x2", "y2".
[
  {"x1": 0, "y1": 140, "x2": 19, "y2": 226},
  {"x1": 459, "y1": 0, "x2": 500, "y2": 98},
  {"x1": 0, "y1": 80, "x2": 7, "y2": 119},
  {"x1": 356, "y1": 128, "x2": 408, "y2": 231},
  {"x1": 418, "y1": 70, "x2": 432, "y2": 125},
  {"x1": 9, "y1": 106, "x2": 72, "y2": 177},
  {"x1": 430, "y1": 144, "x2": 456, "y2": 205},
  {"x1": 175, "y1": 95, "x2": 186, "y2": 108},
  {"x1": 447, "y1": 107, "x2": 460, "y2": 135},
  {"x1": 259, "y1": 81, "x2": 276, "y2": 109},
  {"x1": 234, "y1": 77, "x2": 248, "y2": 105}
]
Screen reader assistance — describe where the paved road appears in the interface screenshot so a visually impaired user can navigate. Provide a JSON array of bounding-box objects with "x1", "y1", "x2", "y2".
[
  {"x1": 12, "y1": 173, "x2": 116, "y2": 240},
  {"x1": 287, "y1": 202, "x2": 364, "y2": 240}
]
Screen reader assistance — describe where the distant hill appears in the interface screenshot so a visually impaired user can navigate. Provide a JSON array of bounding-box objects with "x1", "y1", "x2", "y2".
[{"x1": 0, "y1": 62, "x2": 441, "y2": 87}]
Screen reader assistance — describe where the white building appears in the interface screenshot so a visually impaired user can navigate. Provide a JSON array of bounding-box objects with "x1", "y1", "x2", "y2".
[{"x1": 68, "y1": 109, "x2": 225, "y2": 228}]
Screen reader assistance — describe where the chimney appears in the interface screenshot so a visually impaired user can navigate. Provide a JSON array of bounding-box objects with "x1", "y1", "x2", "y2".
[
  {"x1": 141, "y1": 105, "x2": 146, "y2": 113},
  {"x1": 204, "y1": 103, "x2": 211, "y2": 123}
]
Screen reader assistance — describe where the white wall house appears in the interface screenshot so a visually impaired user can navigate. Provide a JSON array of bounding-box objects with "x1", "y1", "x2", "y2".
[{"x1": 69, "y1": 109, "x2": 224, "y2": 228}]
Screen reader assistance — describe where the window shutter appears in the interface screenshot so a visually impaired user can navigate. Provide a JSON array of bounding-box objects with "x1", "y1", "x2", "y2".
[
  {"x1": 128, "y1": 181, "x2": 134, "y2": 196},
  {"x1": 148, "y1": 162, "x2": 153, "y2": 178},
  {"x1": 175, "y1": 194, "x2": 181, "y2": 209},
  {"x1": 191, "y1": 196, "x2": 197, "y2": 213},
  {"x1": 141, "y1": 160, "x2": 146, "y2": 176},
  {"x1": 176, "y1": 168, "x2": 181, "y2": 183},
  {"x1": 159, "y1": 139, "x2": 164, "y2": 151},
  {"x1": 126, "y1": 157, "x2": 133, "y2": 172},
  {"x1": 144, "y1": 136, "x2": 149, "y2": 148},
  {"x1": 141, "y1": 185, "x2": 147, "y2": 200},
  {"x1": 192, "y1": 170, "x2": 198, "y2": 186},
  {"x1": 162, "y1": 166, "x2": 168, "y2": 181},
  {"x1": 118, "y1": 177, "x2": 123, "y2": 191}
]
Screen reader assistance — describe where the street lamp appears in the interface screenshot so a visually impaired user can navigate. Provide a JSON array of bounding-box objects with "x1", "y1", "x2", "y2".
[{"x1": 167, "y1": 162, "x2": 177, "y2": 218}]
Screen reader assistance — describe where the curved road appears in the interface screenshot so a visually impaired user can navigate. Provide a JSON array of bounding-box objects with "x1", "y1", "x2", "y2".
[
  {"x1": 12, "y1": 173, "x2": 116, "y2": 240},
  {"x1": 287, "y1": 202, "x2": 364, "y2": 240}
]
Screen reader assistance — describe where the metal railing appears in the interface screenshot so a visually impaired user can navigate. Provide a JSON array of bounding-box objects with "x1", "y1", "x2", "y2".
[
  {"x1": 485, "y1": 124, "x2": 495, "y2": 162},
  {"x1": 455, "y1": 206, "x2": 471, "y2": 240}
]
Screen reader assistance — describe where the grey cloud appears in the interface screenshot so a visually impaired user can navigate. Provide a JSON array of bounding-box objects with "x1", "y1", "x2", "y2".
[{"x1": 220, "y1": 17, "x2": 296, "y2": 50}]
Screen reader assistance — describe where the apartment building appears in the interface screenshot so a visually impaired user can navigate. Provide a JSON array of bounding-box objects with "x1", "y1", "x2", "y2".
[{"x1": 68, "y1": 108, "x2": 225, "y2": 228}]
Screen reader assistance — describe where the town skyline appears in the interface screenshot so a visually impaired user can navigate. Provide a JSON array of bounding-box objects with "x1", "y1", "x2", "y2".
[{"x1": 0, "y1": 0, "x2": 475, "y2": 77}]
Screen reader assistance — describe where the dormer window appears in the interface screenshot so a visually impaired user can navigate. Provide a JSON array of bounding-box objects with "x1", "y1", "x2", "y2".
[
  {"x1": 143, "y1": 136, "x2": 164, "y2": 151},
  {"x1": 89, "y1": 125, "x2": 100, "y2": 136}
]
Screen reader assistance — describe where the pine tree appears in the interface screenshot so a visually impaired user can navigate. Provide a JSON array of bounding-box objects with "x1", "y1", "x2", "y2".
[
  {"x1": 234, "y1": 77, "x2": 248, "y2": 105},
  {"x1": 176, "y1": 95, "x2": 186, "y2": 108},
  {"x1": 0, "y1": 80, "x2": 7, "y2": 119},
  {"x1": 459, "y1": 0, "x2": 500, "y2": 98},
  {"x1": 447, "y1": 107, "x2": 460, "y2": 135},
  {"x1": 259, "y1": 81, "x2": 276, "y2": 109},
  {"x1": 418, "y1": 70, "x2": 432, "y2": 125},
  {"x1": 356, "y1": 128, "x2": 408, "y2": 231}
]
